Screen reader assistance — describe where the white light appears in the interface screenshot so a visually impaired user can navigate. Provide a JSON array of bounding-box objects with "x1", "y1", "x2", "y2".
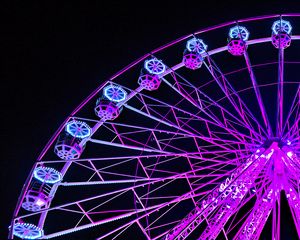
[
  {"x1": 287, "y1": 151, "x2": 293, "y2": 158},
  {"x1": 35, "y1": 198, "x2": 45, "y2": 207}
]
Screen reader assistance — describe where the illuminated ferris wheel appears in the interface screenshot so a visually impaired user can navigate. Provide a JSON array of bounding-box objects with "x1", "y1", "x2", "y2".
[{"x1": 10, "y1": 14, "x2": 300, "y2": 239}]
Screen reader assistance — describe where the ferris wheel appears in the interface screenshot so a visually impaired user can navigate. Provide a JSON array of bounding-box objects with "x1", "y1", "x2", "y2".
[{"x1": 9, "y1": 14, "x2": 300, "y2": 239}]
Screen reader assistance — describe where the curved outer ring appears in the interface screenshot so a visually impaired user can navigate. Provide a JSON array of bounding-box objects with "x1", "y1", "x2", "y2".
[{"x1": 9, "y1": 13, "x2": 300, "y2": 239}]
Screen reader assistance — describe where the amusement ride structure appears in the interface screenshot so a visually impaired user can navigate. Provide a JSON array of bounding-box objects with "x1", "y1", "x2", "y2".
[{"x1": 9, "y1": 14, "x2": 300, "y2": 239}]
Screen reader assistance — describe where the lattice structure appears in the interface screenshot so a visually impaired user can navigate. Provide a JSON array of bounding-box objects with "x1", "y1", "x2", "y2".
[{"x1": 10, "y1": 14, "x2": 300, "y2": 240}]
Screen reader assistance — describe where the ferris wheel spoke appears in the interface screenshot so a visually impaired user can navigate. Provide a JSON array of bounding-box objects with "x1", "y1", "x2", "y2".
[
  {"x1": 135, "y1": 168, "x2": 237, "y2": 239},
  {"x1": 95, "y1": 221, "x2": 136, "y2": 240},
  {"x1": 89, "y1": 138, "x2": 172, "y2": 154},
  {"x1": 124, "y1": 102, "x2": 256, "y2": 155},
  {"x1": 197, "y1": 162, "x2": 272, "y2": 240},
  {"x1": 37, "y1": 175, "x2": 225, "y2": 239},
  {"x1": 11, "y1": 16, "x2": 300, "y2": 240},
  {"x1": 40, "y1": 150, "x2": 243, "y2": 164},
  {"x1": 203, "y1": 56, "x2": 268, "y2": 138},
  {"x1": 124, "y1": 103, "x2": 231, "y2": 151},
  {"x1": 136, "y1": 71, "x2": 262, "y2": 144},
  {"x1": 284, "y1": 113, "x2": 300, "y2": 142},
  {"x1": 26, "y1": 160, "x2": 234, "y2": 216},
  {"x1": 41, "y1": 206, "x2": 152, "y2": 239},
  {"x1": 159, "y1": 70, "x2": 263, "y2": 143},
  {"x1": 243, "y1": 50, "x2": 273, "y2": 136},
  {"x1": 282, "y1": 85, "x2": 300, "y2": 139}
]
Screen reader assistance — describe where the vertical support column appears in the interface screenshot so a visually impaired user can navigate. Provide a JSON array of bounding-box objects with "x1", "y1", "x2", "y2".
[{"x1": 276, "y1": 47, "x2": 284, "y2": 137}]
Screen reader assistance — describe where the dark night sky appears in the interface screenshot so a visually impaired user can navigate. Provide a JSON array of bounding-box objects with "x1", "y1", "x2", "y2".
[{"x1": 2, "y1": 1, "x2": 300, "y2": 239}]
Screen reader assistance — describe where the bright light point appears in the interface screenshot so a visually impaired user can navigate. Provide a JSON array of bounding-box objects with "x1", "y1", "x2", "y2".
[
  {"x1": 272, "y1": 20, "x2": 292, "y2": 34},
  {"x1": 33, "y1": 166, "x2": 62, "y2": 184},
  {"x1": 287, "y1": 140, "x2": 291, "y2": 145},
  {"x1": 35, "y1": 198, "x2": 45, "y2": 206},
  {"x1": 287, "y1": 151, "x2": 293, "y2": 158},
  {"x1": 66, "y1": 120, "x2": 91, "y2": 138},
  {"x1": 144, "y1": 58, "x2": 166, "y2": 75},
  {"x1": 186, "y1": 38, "x2": 207, "y2": 54},
  {"x1": 229, "y1": 26, "x2": 249, "y2": 41},
  {"x1": 103, "y1": 85, "x2": 127, "y2": 102}
]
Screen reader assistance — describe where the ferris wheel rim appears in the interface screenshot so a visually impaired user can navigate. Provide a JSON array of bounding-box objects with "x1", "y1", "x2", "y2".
[{"x1": 10, "y1": 14, "x2": 300, "y2": 240}]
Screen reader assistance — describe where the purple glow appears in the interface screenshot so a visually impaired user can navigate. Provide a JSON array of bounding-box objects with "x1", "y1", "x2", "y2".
[
  {"x1": 183, "y1": 52, "x2": 203, "y2": 69},
  {"x1": 227, "y1": 39, "x2": 247, "y2": 56},
  {"x1": 10, "y1": 14, "x2": 300, "y2": 240},
  {"x1": 271, "y1": 32, "x2": 292, "y2": 49},
  {"x1": 138, "y1": 74, "x2": 161, "y2": 91},
  {"x1": 287, "y1": 151, "x2": 293, "y2": 158}
]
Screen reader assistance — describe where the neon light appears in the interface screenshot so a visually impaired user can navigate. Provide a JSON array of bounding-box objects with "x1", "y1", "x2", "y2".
[
  {"x1": 186, "y1": 38, "x2": 207, "y2": 54},
  {"x1": 229, "y1": 26, "x2": 249, "y2": 41},
  {"x1": 66, "y1": 120, "x2": 91, "y2": 138},
  {"x1": 287, "y1": 151, "x2": 293, "y2": 158},
  {"x1": 103, "y1": 85, "x2": 127, "y2": 102},
  {"x1": 144, "y1": 58, "x2": 166, "y2": 75},
  {"x1": 33, "y1": 166, "x2": 62, "y2": 184},
  {"x1": 35, "y1": 198, "x2": 46, "y2": 207},
  {"x1": 13, "y1": 223, "x2": 43, "y2": 239},
  {"x1": 183, "y1": 52, "x2": 203, "y2": 70},
  {"x1": 272, "y1": 20, "x2": 292, "y2": 34}
]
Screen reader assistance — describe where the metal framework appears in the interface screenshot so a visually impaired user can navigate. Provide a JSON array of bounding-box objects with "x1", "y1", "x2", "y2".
[{"x1": 9, "y1": 14, "x2": 300, "y2": 240}]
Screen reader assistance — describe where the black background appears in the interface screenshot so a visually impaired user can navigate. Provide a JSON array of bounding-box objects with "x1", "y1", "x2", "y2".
[{"x1": 2, "y1": 1, "x2": 300, "y2": 239}]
